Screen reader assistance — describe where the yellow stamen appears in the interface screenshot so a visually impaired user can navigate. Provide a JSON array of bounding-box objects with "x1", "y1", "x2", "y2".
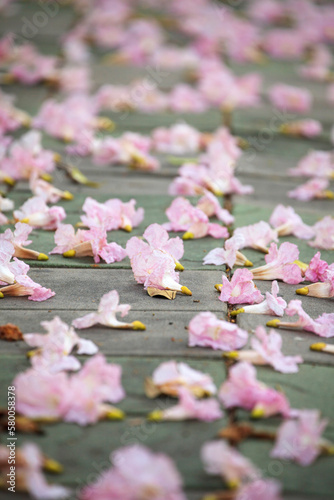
[
  {"x1": 244, "y1": 259, "x2": 253, "y2": 267},
  {"x1": 326, "y1": 446, "x2": 334, "y2": 455},
  {"x1": 53, "y1": 153, "x2": 62, "y2": 163},
  {"x1": 310, "y1": 342, "x2": 326, "y2": 352},
  {"x1": 20, "y1": 218, "x2": 29, "y2": 224},
  {"x1": 43, "y1": 458, "x2": 63, "y2": 474},
  {"x1": 266, "y1": 319, "x2": 281, "y2": 328},
  {"x1": 175, "y1": 262, "x2": 184, "y2": 271},
  {"x1": 181, "y1": 286, "x2": 192, "y2": 296},
  {"x1": 182, "y1": 231, "x2": 194, "y2": 240},
  {"x1": 296, "y1": 286, "x2": 309, "y2": 296},
  {"x1": 62, "y1": 190, "x2": 74, "y2": 200},
  {"x1": 214, "y1": 284, "x2": 222, "y2": 291},
  {"x1": 96, "y1": 117, "x2": 115, "y2": 132},
  {"x1": 132, "y1": 321, "x2": 146, "y2": 331},
  {"x1": 123, "y1": 224, "x2": 132, "y2": 232},
  {"x1": 3, "y1": 176, "x2": 15, "y2": 186},
  {"x1": 40, "y1": 173, "x2": 53, "y2": 182},
  {"x1": 105, "y1": 408, "x2": 125, "y2": 420},
  {"x1": 226, "y1": 479, "x2": 240, "y2": 490},
  {"x1": 26, "y1": 349, "x2": 38, "y2": 358},
  {"x1": 202, "y1": 495, "x2": 217, "y2": 500},
  {"x1": 63, "y1": 250, "x2": 76, "y2": 258},
  {"x1": 0, "y1": 292, "x2": 4, "y2": 299},
  {"x1": 230, "y1": 308, "x2": 244, "y2": 316},
  {"x1": 212, "y1": 189, "x2": 223, "y2": 196},
  {"x1": 223, "y1": 351, "x2": 239, "y2": 359},
  {"x1": 294, "y1": 260, "x2": 309, "y2": 272},
  {"x1": 323, "y1": 190, "x2": 334, "y2": 200},
  {"x1": 251, "y1": 407, "x2": 265, "y2": 419},
  {"x1": 147, "y1": 410, "x2": 163, "y2": 421},
  {"x1": 38, "y1": 253, "x2": 49, "y2": 261}
]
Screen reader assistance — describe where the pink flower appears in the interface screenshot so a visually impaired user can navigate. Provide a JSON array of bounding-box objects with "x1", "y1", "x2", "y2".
[
  {"x1": 169, "y1": 84, "x2": 208, "y2": 113},
  {"x1": 163, "y1": 197, "x2": 228, "y2": 239},
  {"x1": 251, "y1": 242, "x2": 304, "y2": 284},
  {"x1": 91, "y1": 136, "x2": 123, "y2": 165},
  {"x1": 0, "y1": 257, "x2": 55, "y2": 301},
  {"x1": 201, "y1": 440, "x2": 259, "y2": 488},
  {"x1": 188, "y1": 311, "x2": 248, "y2": 351},
  {"x1": 1, "y1": 223, "x2": 48, "y2": 261},
  {"x1": 308, "y1": 216, "x2": 334, "y2": 250},
  {"x1": 263, "y1": 29, "x2": 307, "y2": 60},
  {"x1": 0, "y1": 442, "x2": 71, "y2": 499},
  {"x1": 280, "y1": 119, "x2": 322, "y2": 138},
  {"x1": 72, "y1": 290, "x2": 145, "y2": 331},
  {"x1": 80, "y1": 445, "x2": 186, "y2": 500},
  {"x1": 235, "y1": 479, "x2": 283, "y2": 500},
  {"x1": 152, "y1": 123, "x2": 202, "y2": 154},
  {"x1": 271, "y1": 410, "x2": 331, "y2": 466},
  {"x1": 203, "y1": 235, "x2": 252, "y2": 269},
  {"x1": 219, "y1": 362, "x2": 291, "y2": 417},
  {"x1": 269, "y1": 205, "x2": 314, "y2": 239},
  {"x1": 9, "y1": 44, "x2": 57, "y2": 84},
  {"x1": 149, "y1": 387, "x2": 223, "y2": 422},
  {"x1": 218, "y1": 269, "x2": 264, "y2": 305},
  {"x1": 234, "y1": 221, "x2": 278, "y2": 253},
  {"x1": 0, "y1": 237, "x2": 15, "y2": 284},
  {"x1": 268, "y1": 84, "x2": 312, "y2": 113},
  {"x1": 29, "y1": 172, "x2": 73, "y2": 204},
  {"x1": 272, "y1": 299, "x2": 334, "y2": 338},
  {"x1": 232, "y1": 280, "x2": 287, "y2": 317},
  {"x1": 289, "y1": 150, "x2": 333, "y2": 178},
  {"x1": 288, "y1": 178, "x2": 332, "y2": 201},
  {"x1": 196, "y1": 191, "x2": 234, "y2": 225},
  {"x1": 148, "y1": 360, "x2": 217, "y2": 398},
  {"x1": 81, "y1": 197, "x2": 144, "y2": 232},
  {"x1": 305, "y1": 252, "x2": 333, "y2": 282},
  {"x1": 14, "y1": 196, "x2": 66, "y2": 230}
]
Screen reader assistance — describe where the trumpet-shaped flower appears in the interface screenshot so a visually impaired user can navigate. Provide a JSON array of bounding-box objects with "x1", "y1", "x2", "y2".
[
  {"x1": 0, "y1": 237, "x2": 16, "y2": 285},
  {"x1": 72, "y1": 290, "x2": 145, "y2": 331},
  {"x1": 288, "y1": 178, "x2": 333, "y2": 201},
  {"x1": 218, "y1": 269, "x2": 264, "y2": 305},
  {"x1": 289, "y1": 151, "x2": 333, "y2": 178},
  {"x1": 149, "y1": 388, "x2": 223, "y2": 422},
  {"x1": 152, "y1": 123, "x2": 202, "y2": 154},
  {"x1": 271, "y1": 410, "x2": 332, "y2": 466},
  {"x1": 268, "y1": 84, "x2": 312, "y2": 113},
  {"x1": 270, "y1": 299, "x2": 334, "y2": 338},
  {"x1": 279, "y1": 120, "x2": 322, "y2": 138},
  {"x1": 201, "y1": 440, "x2": 259, "y2": 488},
  {"x1": 234, "y1": 221, "x2": 278, "y2": 253},
  {"x1": 29, "y1": 172, "x2": 73, "y2": 204},
  {"x1": 231, "y1": 280, "x2": 287, "y2": 317},
  {"x1": 251, "y1": 242, "x2": 304, "y2": 284},
  {"x1": 269, "y1": 205, "x2": 314, "y2": 240},
  {"x1": 24, "y1": 316, "x2": 98, "y2": 373},
  {"x1": 0, "y1": 442, "x2": 71, "y2": 499},
  {"x1": 308, "y1": 216, "x2": 334, "y2": 250},
  {"x1": 196, "y1": 191, "x2": 235, "y2": 225},
  {"x1": 305, "y1": 252, "x2": 334, "y2": 282},
  {"x1": 235, "y1": 479, "x2": 283, "y2": 500},
  {"x1": 50, "y1": 224, "x2": 87, "y2": 255},
  {"x1": 219, "y1": 362, "x2": 291, "y2": 417},
  {"x1": 2, "y1": 222, "x2": 49, "y2": 260},
  {"x1": 80, "y1": 445, "x2": 186, "y2": 500},
  {"x1": 147, "y1": 360, "x2": 217, "y2": 398},
  {"x1": 164, "y1": 197, "x2": 229, "y2": 239},
  {"x1": 188, "y1": 311, "x2": 248, "y2": 351},
  {"x1": 81, "y1": 197, "x2": 144, "y2": 232},
  {"x1": 203, "y1": 235, "x2": 252, "y2": 269},
  {"x1": 14, "y1": 196, "x2": 66, "y2": 230}
]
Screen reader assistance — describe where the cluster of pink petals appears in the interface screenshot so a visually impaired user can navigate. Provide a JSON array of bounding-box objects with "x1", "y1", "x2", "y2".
[
  {"x1": 280, "y1": 299, "x2": 334, "y2": 338},
  {"x1": 269, "y1": 205, "x2": 314, "y2": 240},
  {"x1": 188, "y1": 311, "x2": 248, "y2": 351},
  {"x1": 152, "y1": 387, "x2": 223, "y2": 422},
  {"x1": 288, "y1": 178, "x2": 332, "y2": 201},
  {"x1": 234, "y1": 221, "x2": 278, "y2": 252},
  {"x1": 15, "y1": 354, "x2": 125, "y2": 426},
  {"x1": 218, "y1": 269, "x2": 263, "y2": 305},
  {"x1": 5, "y1": 43, "x2": 58, "y2": 85},
  {"x1": 50, "y1": 224, "x2": 87, "y2": 254},
  {"x1": 308, "y1": 216, "x2": 334, "y2": 250},
  {"x1": 72, "y1": 290, "x2": 144, "y2": 330},
  {"x1": 168, "y1": 84, "x2": 208, "y2": 113},
  {"x1": 14, "y1": 196, "x2": 66, "y2": 230},
  {"x1": 201, "y1": 440, "x2": 259, "y2": 487},
  {"x1": 0, "y1": 442, "x2": 71, "y2": 499},
  {"x1": 203, "y1": 234, "x2": 250, "y2": 269},
  {"x1": 219, "y1": 362, "x2": 291, "y2": 417},
  {"x1": 289, "y1": 151, "x2": 334, "y2": 179},
  {"x1": 150, "y1": 360, "x2": 217, "y2": 397},
  {"x1": 152, "y1": 123, "x2": 202, "y2": 154},
  {"x1": 196, "y1": 191, "x2": 234, "y2": 225},
  {"x1": 24, "y1": 316, "x2": 98, "y2": 374},
  {"x1": 280, "y1": 119, "x2": 322, "y2": 138},
  {"x1": 163, "y1": 197, "x2": 229, "y2": 239},
  {"x1": 235, "y1": 479, "x2": 283, "y2": 500},
  {"x1": 249, "y1": 325, "x2": 303, "y2": 373},
  {"x1": 237, "y1": 280, "x2": 287, "y2": 317},
  {"x1": 271, "y1": 410, "x2": 331, "y2": 466},
  {"x1": 268, "y1": 84, "x2": 312, "y2": 113},
  {"x1": 1, "y1": 131, "x2": 56, "y2": 180},
  {"x1": 263, "y1": 29, "x2": 307, "y2": 60},
  {"x1": 299, "y1": 44, "x2": 332, "y2": 82},
  {"x1": 80, "y1": 444, "x2": 186, "y2": 500},
  {"x1": 81, "y1": 196, "x2": 144, "y2": 232},
  {"x1": 251, "y1": 242, "x2": 304, "y2": 284},
  {"x1": 29, "y1": 172, "x2": 72, "y2": 204},
  {"x1": 305, "y1": 252, "x2": 334, "y2": 282}
]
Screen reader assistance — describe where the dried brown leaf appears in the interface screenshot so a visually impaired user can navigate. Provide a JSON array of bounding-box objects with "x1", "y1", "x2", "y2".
[
  {"x1": 0, "y1": 323, "x2": 23, "y2": 341},
  {"x1": 147, "y1": 288, "x2": 176, "y2": 300}
]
